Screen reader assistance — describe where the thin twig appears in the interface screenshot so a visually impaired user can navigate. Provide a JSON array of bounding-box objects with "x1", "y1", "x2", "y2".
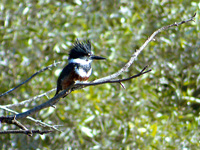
[
  {"x1": 0, "y1": 61, "x2": 61, "y2": 97},
  {"x1": 4, "y1": 89, "x2": 55, "y2": 108},
  {"x1": 12, "y1": 116, "x2": 29, "y2": 130},
  {"x1": 119, "y1": 82, "x2": 126, "y2": 89},
  {"x1": 0, "y1": 105, "x2": 59, "y2": 130}
]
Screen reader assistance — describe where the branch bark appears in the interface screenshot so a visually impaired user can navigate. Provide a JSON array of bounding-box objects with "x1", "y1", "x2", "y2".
[{"x1": 0, "y1": 130, "x2": 54, "y2": 136}]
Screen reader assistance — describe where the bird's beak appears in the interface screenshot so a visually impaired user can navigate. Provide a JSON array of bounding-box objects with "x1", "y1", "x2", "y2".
[{"x1": 91, "y1": 55, "x2": 106, "y2": 60}]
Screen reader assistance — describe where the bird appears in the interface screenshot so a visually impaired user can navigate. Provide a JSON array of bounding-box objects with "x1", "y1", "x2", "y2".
[{"x1": 54, "y1": 39, "x2": 106, "y2": 97}]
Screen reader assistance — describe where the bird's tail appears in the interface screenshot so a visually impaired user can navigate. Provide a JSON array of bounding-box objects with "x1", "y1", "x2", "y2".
[
  {"x1": 54, "y1": 89, "x2": 59, "y2": 97},
  {"x1": 54, "y1": 81, "x2": 75, "y2": 98}
]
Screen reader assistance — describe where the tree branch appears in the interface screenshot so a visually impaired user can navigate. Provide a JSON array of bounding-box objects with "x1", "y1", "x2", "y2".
[
  {"x1": 3, "y1": 89, "x2": 55, "y2": 108},
  {"x1": 0, "y1": 61, "x2": 61, "y2": 98},
  {"x1": 0, "y1": 105, "x2": 60, "y2": 130},
  {"x1": 93, "y1": 13, "x2": 196, "y2": 83},
  {"x1": 0, "y1": 130, "x2": 54, "y2": 136}
]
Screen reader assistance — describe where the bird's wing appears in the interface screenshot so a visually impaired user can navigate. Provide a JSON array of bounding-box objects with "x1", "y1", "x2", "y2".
[{"x1": 55, "y1": 63, "x2": 75, "y2": 96}]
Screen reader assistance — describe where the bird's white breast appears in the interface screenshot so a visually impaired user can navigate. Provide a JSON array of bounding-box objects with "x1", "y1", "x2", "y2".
[{"x1": 75, "y1": 67, "x2": 92, "y2": 78}]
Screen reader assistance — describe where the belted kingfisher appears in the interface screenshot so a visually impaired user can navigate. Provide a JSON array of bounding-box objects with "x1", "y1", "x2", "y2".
[{"x1": 55, "y1": 39, "x2": 106, "y2": 96}]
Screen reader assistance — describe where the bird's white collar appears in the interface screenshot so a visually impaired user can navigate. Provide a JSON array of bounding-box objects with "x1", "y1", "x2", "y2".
[{"x1": 68, "y1": 58, "x2": 92, "y2": 65}]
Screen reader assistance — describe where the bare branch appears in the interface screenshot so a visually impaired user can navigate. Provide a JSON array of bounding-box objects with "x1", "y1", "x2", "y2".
[
  {"x1": 0, "y1": 61, "x2": 61, "y2": 98},
  {"x1": 0, "y1": 130, "x2": 54, "y2": 136},
  {"x1": 4, "y1": 89, "x2": 55, "y2": 108},
  {"x1": 0, "y1": 105, "x2": 59, "y2": 130},
  {"x1": 93, "y1": 13, "x2": 196, "y2": 83}
]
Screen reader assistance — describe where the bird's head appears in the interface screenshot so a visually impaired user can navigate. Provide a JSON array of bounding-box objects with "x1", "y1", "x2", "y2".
[{"x1": 68, "y1": 39, "x2": 106, "y2": 62}]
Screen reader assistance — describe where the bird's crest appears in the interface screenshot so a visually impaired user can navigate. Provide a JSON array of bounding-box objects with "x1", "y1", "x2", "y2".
[{"x1": 69, "y1": 39, "x2": 91, "y2": 59}]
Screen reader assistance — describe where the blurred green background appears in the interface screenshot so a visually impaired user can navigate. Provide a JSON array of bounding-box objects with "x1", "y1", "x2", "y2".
[{"x1": 0, "y1": 0, "x2": 200, "y2": 149}]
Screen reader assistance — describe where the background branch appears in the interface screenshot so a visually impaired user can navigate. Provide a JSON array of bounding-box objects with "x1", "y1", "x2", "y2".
[
  {"x1": 0, "y1": 61, "x2": 61, "y2": 98},
  {"x1": 0, "y1": 130, "x2": 54, "y2": 136},
  {"x1": 3, "y1": 89, "x2": 55, "y2": 108}
]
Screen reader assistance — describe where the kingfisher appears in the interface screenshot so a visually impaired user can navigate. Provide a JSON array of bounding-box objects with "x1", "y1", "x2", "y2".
[{"x1": 54, "y1": 39, "x2": 106, "y2": 96}]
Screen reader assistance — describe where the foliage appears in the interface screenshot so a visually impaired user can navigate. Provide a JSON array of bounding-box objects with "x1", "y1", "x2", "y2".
[{"x1": 0, "y1": 0, "x2": 200, "y2": 149}]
